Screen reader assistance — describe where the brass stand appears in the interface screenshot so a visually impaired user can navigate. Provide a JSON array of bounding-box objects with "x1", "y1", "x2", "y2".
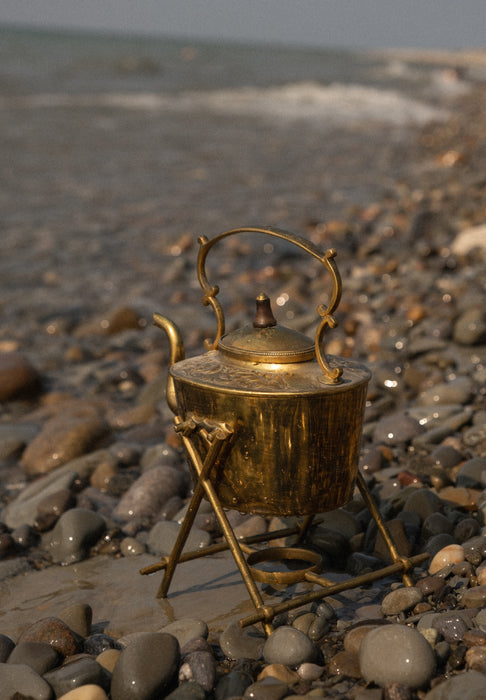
[{"x1": 140, "y1": 417, "x2": 428, "y2": 635}]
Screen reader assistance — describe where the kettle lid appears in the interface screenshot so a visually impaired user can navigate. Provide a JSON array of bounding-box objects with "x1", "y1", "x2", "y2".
[{"x1": 218, "y1": 293, "x2": 315, "y2": 364}]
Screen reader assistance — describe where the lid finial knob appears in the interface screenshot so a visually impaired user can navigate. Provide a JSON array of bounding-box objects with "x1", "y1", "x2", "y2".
[{"x1": 253, "y1": 293, "x2": 277, "y2": 329}]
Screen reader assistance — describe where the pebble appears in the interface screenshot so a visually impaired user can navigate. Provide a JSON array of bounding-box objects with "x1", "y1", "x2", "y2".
[
  {"x1": 161, "y1": 619, "x2": 208, "y2": 648},
  {"x1": 113, "y1": 465, "x2": 186, "y2": 524},
  {"x1": 96, "y1": 648, "x2": 121, "y2": 673},
  {"x1": 0, "y1": 634, "x2": 15, "y2": 662},
  {"x1": 263, "y1": 626, "x2": 316, "y2": 667},
  {"x1": 179, "y1": 650, "x2": 215, "y2": 692},
  {"x1": 147, "y1": 520, "x2": 211, "y2": 557},
  {"x1": 243, "y1": 676, "x2": 290, "y2": 699},
  {"x1": 18, "y1": 617, "x2": 82, "y2": 656},
  {"x1": 359, "y1": 624, "x2": 436, "y2": 689},
  {"x1": 6, "y1": 640, "x2": 59, "y2": 674},
  {"x1": 20, "y1": 403, "x2": 110, "y2": 476},
  {"x1": 43, "y1": 657, "x2": 111, "y2": 697},
  {"x1": 328, "y1": 649, "x2": 361, "y2": 677},
  {"x1": 42, "y1": 507, "x2": 106, "y2": 564},
  {"x1": 373, "y1": 412, "x2": 425, "y2": 445},
  {"x1": 465, "y1": 645, "x2": 486, "y2": 671},
  {"x1": 120, "y1": 536, "x2": 146, "y2": 556},
  {"x1": 219, "y1": 622, "x2": 265, "y2": 661},
  {"x1": 461, "y1": 585, "x2": 486, "y2": 608},
  {"x1": 456, "y1": 457, "x2": 486, "y2": 488},
  {"x1": 429, "y1": 544, "x2": 465, "y2": 574},
  {"x1": 57, "y1": 687, "x2": 109, "y2": 700},
  {"x1": 432, "y1": 613, "x2": 469, "y2": 643},
  {"x1": 110, "y1": 632, "x2": 180, "y2": 700},
  {"x1": 59, "y1": 603, "x2": 93, "y2": 639},
  {"x1": 0, "y1": 662, "x2": 53, "y2": 699},
  {"x1": 418, "y1": 376, "x2": 473, "y2": 406},
  {"x1": 381, "y1": 586, "x2": 423, "y2": 616},
  {"x1": 423, "y1": 669, "x2": 486, "y2": 699},
  {"x1": 0, "y1": 351, "x2": 42, "y2": 400},
  {"x1": 2, "y1": 468, "x2": 78, "y2": 529}
]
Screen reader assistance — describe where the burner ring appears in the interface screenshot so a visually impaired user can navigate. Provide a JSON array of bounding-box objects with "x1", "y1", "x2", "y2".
[{"x1": 247, "y1": 547, "x2": 323, "y2": 585}]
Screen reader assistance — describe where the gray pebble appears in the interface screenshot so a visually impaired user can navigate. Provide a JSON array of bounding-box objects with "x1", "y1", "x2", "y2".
[
  {"x1": 243, "y1": 676, "x2": 290, "y2": 699},
  {"x1": 147, "y1": 520, "x2": 211, "y2": 557},
  {"x1": 114, "y1": 465, "x2": 186, "y2": 524},
  {"x1": 381, "y1": 586, "x2": 423, "y2": 616},
  {"x1": 110, "y1": 632, "x2": 180, "y2": 700},
  {"x1": 179, "y1": 650, "x2": 215, "y2": 692},
  {"x1": 359, "y1": 624, "x2": 436, "y2": 689},
  {"x1": 7, "y1": 641, "x2": 59, "y2": 674},
  {"x1": 418, "y1": 376, "x2": 473, "y2": 406},
  {"x1": 165, "y1": 682, "x2": 206, "y2": 699},
  {"x1": 423, "y1": 669, "x2": 486, "y2": 699},
  {"x1": 263, "y1": 625, "x2": 315, "y2": 667},
  {"x1": 42, "y1": 507, "x2": 106, "y2": 564},
  {"x1": 0, "y1": 662, "x2": 53, "y2": 699},
  {"x1": 432, "y1": 613, "x2": 469, "y2": 643},
  {"x1": 44, "y1": 656, "x2": 110, "y2": 696},
  {"x1": 453, "y1": 307, "x2": 486, "y2": 345},
  {"x1": 373, "y1": 412, "x2": 425, "y2": 445},
  {"x1": 219, "y1": 622, "x2": 265, "y2": 661},
  {"x1": 0, "y1": 634, "x2": 15, "y2": 662},
  {"x1": 120, "y1": 536, "x2": 146, "y2": 556},
  {"x1": 58, "y1": 603, "x2": 93, "y2": 638},
  {"x1": 456, "y1": 457, "x2": 486, "y2": 488},
  {"x1": 161, "y1": 619, "x2": 208, "y2": 648}
]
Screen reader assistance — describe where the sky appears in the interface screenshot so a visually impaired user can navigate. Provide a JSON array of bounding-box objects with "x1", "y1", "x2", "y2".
[{"x1": 0, "y1": 0, "x2": 485, "y2": 51}]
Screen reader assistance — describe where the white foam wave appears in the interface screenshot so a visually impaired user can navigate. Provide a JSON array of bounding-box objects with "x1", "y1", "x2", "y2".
[{"x1": 1, "y1": 81, "x2": 449, "y2": 126}]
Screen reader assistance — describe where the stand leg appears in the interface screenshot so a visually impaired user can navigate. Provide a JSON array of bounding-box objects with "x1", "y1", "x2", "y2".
[
  {"x1": 157, "y1": 423, "x2": 231, "y2": 598},
  {"x1": 356, "y1": 471, "x2": 414, "y2": 586}
]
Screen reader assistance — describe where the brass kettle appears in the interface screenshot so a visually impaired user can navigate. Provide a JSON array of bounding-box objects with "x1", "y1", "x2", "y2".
[{"x1": 155, "y1": 227, "x2": 370, "y2": 517}]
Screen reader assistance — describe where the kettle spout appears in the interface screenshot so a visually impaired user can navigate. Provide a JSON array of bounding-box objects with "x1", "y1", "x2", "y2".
[{"x1": 153, "y1": 312, "x2": 185, "y2": 414}]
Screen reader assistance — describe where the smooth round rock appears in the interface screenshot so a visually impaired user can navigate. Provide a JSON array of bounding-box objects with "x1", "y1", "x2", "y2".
[
  {"x1": 0, "y1": 662, "x2": 53, "y2": 699},
  {"x1": 57, "y1": 686, "x2": 109, "y2": 700},
  {"x1": 429, "y1": 544, "x2": 465, "y2": 574},
  {"x1": 461, "y1": 585, "x2": 486, "y2": 609},
  {"x1": 219, "y1": 622, "x2": 265, "y2": 661},
  {"x1": 7, "y1": 640, "x2": 59, "y2": 674},
  {"x1": 263, "y1": 626, "x2": 315, "y2": 667},
  {"x1": 432, "y1": 613, "x2": 469, "y2": 643},
  {"x1": 243, "y1": 676, "x2": 290, "y2": 699},
  {"x1": 161, "y1": 619, "x2": 208, "y2": 648},
  {"x1": 418, "y1": 376, "x2": 473, "y2": 406},
  {"x1": 373, "y1": 412, "x2": 425, "y2": 445},
  {"x1": 42, "y1": 508, "x2": 106, "y2": 564},
  {"x1": 0, "y1": 633, "x2": 15, "y2": 662},
  {"x1": 113, "y1": 465, "x2": 186, "y2": 524},
  {"x1": 18, "y1": 616, "x2": 81, "y2": 656},
  {"x1": 423, "y1": 669, "x2": 486, "y2": 699},
  {"x1": 44, "y1": 657, "x2": 110, "y2": 696},
  {"x1": 381, "y1": 587, "x2": 423, "y2": 616},
  {"x1": 120, "y1": 536, "x2": 146, "y2": 556},
  {"x1": 96, "y1": 648, "x2": 121, "y2": 673},
  {"x1": 359, "y1": 624, "x2": 436, "y2": 689},
  {"x1": 147, "y1": 520, "x2": 211, "y2": 557},
  {"x1": 110, "y1": 632, "x2": 180, "y2": 700},
  {"x1": 59, "y1": 603, "x2": 93, "y2": 638},
  {"x1": 179, "y1": 650, "x2": 215, "y2": 692},
  {"x1": 457, "y1": 458, "x2": 486, "y2": 489},
  {"x1": 466, "y1": 646, "x2": 486, "y2": 671},
  {"x1": 0, "y1": 351, "x2": 41, "y2": 401}
]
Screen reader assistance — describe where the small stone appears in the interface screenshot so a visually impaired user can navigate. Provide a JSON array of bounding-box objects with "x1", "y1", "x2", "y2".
[
  {"x1": 454, "y1": 307, "x2": 486, "y2": 346},
  {"x1": 464, "y1": 629, "x2": 486, "y2": 647},
  {"x1": 21, "y1": 404, "x2": 110, "y2": 476},
  {"x1": 432, "y1": 613, "x2": 468, "y2": 643},
  {"x1": 7, "y1": 640, "x2": 59, "y2": 674},
  {"x1": 465, "y1": 645, "x2": 486, "y2": 671},
  {"x1": 214, "y1": 665, "x2": 253, "y2": 698},
  {"x1": 0, "y1": 351, "x2": 42, "y2": 400},
  {"x1": 120, "y1": 536, "x2": 146, "y2": 556},
  {"x1": 403, "y1": 489, "x2": 442, "y2": 521},
  {"x1": 113, "y1": 466, "x2": 186, "y2": 524},
  {"x1": 360, "y1": 624, "x2": 436, "y2": 689},
  {"x1": 418, "y1": 376, "x2": 473, "y2": 406},
  {"x1": 415, "y1": 575, "x2": 445, "y2": 598},
  {"x1": 423, "y1": 669, "x2": 486, "y2": 698},
  {"x1": 461, "y1": 585, "x2": 486, "y2": 608},
  {"x1": 83, "y1": 633, "x2": 120, "y2": 656},
  {"x1": 179, "y1": 650, "x2": 215, "y2": 692},
  {"x1": 18, "y1": 616, "x2": 82, "y2": 656},
  {"x1": 456, "y1": 458, "x2": 486, "y2": 489},
  {"x1": 147, "y1": 520, "x2": 210, "y2": 557},
  {"x1": 429, "y1": 544, "x2": 465, "y2": 574},
  {"x1": 381, "y1": 587, "x2": 423, "y2": 616},
  {"x1": 165, "y1": 682, "x2": 206, "y2": 699},
  {"x1": 258, "y1": 663, "x2": 300, "y2": 685},
  {"x1": 42, "y1": 507, "x2": 106, "y2": 565},
  {"x1": 0, "y1": 634, "x2": 15, "y2": 662},
  {"x1": 110, "y1": 632, "x2": 180, "y2": 700},
  {"x1": 0, "y1": 662, "x2": 52, "y2": 699},
  {"x1": 422, "y1": 513, "x2": 453, "y2": 540},
  {"x1": 440, "y1": 486, "x2": 480, "y2": 511},
  {"x1": 344, "y1": 625, "x2": 381, "y2": 656},
  {"x1": 462, "y1": 535, "x2": 486, "y2": 565},
  {"x1": 96, "y1": 648, "x2": 121, "y2": 673},
  {"x1": 373, "y1": 413, "x2": 425, "y2": 445},
  {"x1": 59, "y1": 603, "x2": 93, "y2": 638},
  {"x1": 57, "y1": 686, "x2": 109, "y2": 700},
  {"x1": 161, "y1": 619, "x2": 208, "y2": 648},
  {"x1": 454, "y1": 517, "x2": 481, "y2": 543},
  {"x1": 3, "y1": 469, "x2": 78, "y2": 529},
  {"x1": 263, "y1": 626, "x2": 315, "y2": 667},
  {"x1": 328, "y1": 650, "x2": 361, "y2": 678},
  {"x1": 243, "y1": 676, "x2": 290, "y2": 699},
  {"x1": 43, "y1": 656, "x2": 110, "y2": 697},
  {"x1": 219, "y1": 622, "x2": 265, "y2": 661},
  {"x1": 297, "y1": 661, "x2": 324, "y2": 681}
]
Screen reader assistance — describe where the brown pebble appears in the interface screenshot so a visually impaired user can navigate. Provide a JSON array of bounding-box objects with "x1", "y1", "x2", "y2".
[
  {"x1": 439, "y1": 486, "x2": 481, "y2": 511},
  {"x1": 258, "y1": 663, "x2": 300, "y2": 685},
  {"x1": 344, "y1": 625, "x2": 381, "y2": 656},
  {"x1": 328, "y1": 650, "x2": 361, "y2": 678},
  {"x1": 21, "y1": 404, "x2": 110, "y2": 476},
  {"x1": 461, "y1": 585, "x2": 486, "y2": 608},
  {"x1": 465, "y1": 645, "x2": 486, "y2": 671},
  {"x1": 35, "y1": 489, "x2": 76, "y2": 531},
  {"x1": 18, "y1": 617, "x2": 81, "y2": 656},
  {"x1": 385, "y1": 683, "x2": 413, "y2": 700},
  {"x1": 0, "y1": 351, "x2": 42, "y2": 400},
  {"x1": 416, "y1": 575, "x2": 445, "y2": 598},
  {"x1": 464, "y1": 629, "x2": 486, "y2": 647},
  {"x1": 90, "y1": 462, "x2": 118, "y2": 492}
]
